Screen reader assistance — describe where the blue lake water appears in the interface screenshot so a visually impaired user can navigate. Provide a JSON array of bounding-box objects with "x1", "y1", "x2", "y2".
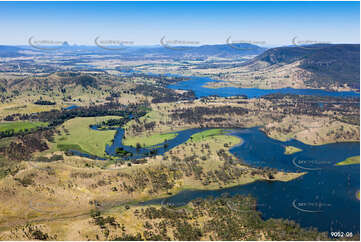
[
  {"x1": 168, "y1": 76, "x2": 360, "y2": 98},
  {"x1": 139, "y1": 128, "x2": 360, "y2": 234},
  {"x1": 64, "y1": 105, "x2": 80, "y2": 110}
]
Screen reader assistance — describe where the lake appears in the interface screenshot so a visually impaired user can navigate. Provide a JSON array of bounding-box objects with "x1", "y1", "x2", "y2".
[{"x1": 168, "y1": 76, "x2": 360, "y2": 98}]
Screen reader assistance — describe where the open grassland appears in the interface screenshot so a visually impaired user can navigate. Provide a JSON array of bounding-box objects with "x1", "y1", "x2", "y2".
[
  {"x1": 284, "y1": 146, "x2": 302, "y2": 155},
  {"x1": 188, "y1": 128, "x2": 226, "y2": 142},
  {"x1": 51, "y1": 116, "x2": 122, "y2": 157},
  {"x1": 0, "y1": 121, "x2": 48, "y2": 133},
  {"x1": 335, "y1": 156, "x2": 360, "y2": 166}
]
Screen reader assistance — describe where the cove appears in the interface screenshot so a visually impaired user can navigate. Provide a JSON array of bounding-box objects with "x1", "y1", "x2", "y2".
[{"x1": 104, "y1": 127, "x2": 205, "y2": 159}]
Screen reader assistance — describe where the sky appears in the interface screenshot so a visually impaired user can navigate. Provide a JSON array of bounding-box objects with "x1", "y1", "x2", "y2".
[{"x1": 0, "y1": 1, "x2": 359, "y2": 46}]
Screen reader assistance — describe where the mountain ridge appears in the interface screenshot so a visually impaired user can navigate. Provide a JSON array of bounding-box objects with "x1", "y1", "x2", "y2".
[{"x1": 244, "y1": 44, "x2": 360, "y2": 90}]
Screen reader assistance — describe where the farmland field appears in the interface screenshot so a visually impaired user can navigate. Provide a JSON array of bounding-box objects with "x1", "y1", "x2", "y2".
[
  {"x1": 0, "y1": 121, "x2": 48, "y2": 133},
  {"x1": 51, "y1": 116, "x2": 122, "y2": 157}
]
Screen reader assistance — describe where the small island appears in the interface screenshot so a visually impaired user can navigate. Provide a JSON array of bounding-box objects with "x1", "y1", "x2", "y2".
[
  {"x1": 115, "y1": 147, "x2": 133, "y2": 157},
  {"x1": 335, "y1": 156, "x2": 360, "y2": 166},
  {"x1": 284, "y1": 146, "x2": 302, "y2": 155}
]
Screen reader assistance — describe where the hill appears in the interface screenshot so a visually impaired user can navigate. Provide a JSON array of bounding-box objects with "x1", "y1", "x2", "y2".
[
  {"x1": 134, "y1": 43, "x2": 266, "y2": 59},
  {"x1": 248, "y1": 44, "x2": 360, "y2": 90}
]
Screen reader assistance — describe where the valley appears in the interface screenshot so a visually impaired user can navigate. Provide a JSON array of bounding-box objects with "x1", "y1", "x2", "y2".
[{"x1": 0, "y1": 43, "x2": 359, "y2": 240}]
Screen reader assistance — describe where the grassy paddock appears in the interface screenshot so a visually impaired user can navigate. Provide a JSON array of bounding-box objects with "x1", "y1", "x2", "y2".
[
  {"x1": 188, "y1": 129, "x2": 226, "y2": 142},
  {"x1": 53, "y1": 116, "x2": 122, "y2": 157},
  {"x1": 0, "y1": 121, "x2": 48, "y2": 133}
]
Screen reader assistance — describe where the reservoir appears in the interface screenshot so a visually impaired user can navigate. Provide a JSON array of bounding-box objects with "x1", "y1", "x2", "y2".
[{"x1": 168, "y1": 76, "x2": 360, "y2": 98}]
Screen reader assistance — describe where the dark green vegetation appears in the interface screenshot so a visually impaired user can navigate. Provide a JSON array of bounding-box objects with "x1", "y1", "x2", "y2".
[
  {"x1": 115, "y1": 147, "x2": 133, "y2": 157},
  {"x1": 34, "y1": 100, "x2": 56, "y2": 105},
  {"x1": 171, "y1": 106, "x2": 249, "y2": 125},
  {"x1": 4, "y1": 102, "x2": 148, "y2": 130},
  {"x1": 134, "y1": 83, "x2": 195, "y2": 103},
  {"x1": 94, "y1": 118, "x2": 125, "y2": 129},
  {"x1": 251, "y1": 44, "x2": 360, "y2": 89}
]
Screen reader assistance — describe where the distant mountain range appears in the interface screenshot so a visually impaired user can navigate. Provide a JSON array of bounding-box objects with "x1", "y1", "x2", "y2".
[
  {"x1": 126, "y1": 43, "x2": 266, "y2": 58},
  {"x1": 0, "y1": 45, "x2": 24, "y2": 57},
  {"x1": 0, "y1": 43, "x2": 266, "y2": 59}
]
